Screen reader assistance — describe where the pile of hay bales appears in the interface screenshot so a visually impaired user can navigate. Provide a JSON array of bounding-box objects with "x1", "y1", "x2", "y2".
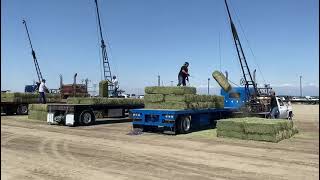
[
  {"x1": 1, "y1": 92, "x2": 61, "y2": 103},
  {"x1": 99, "y1": 80, "x2": 108, "y2": 97},
  {"x1": 67, "y1": 97, "x2": 144, "y2": 106},
  {"x1": 217, "y1": 117, "x2": 299, "y2": 142},
  {"x1": 144, "y1": 86, "x2": 224, "y2": 109},
  {"x1": 28, "y1": 104, "x2": 48, "y2": 121}
]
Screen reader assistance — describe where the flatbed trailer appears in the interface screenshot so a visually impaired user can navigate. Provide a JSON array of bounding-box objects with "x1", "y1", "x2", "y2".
[
  {"x1": 130, "y1": 108, "x2": 237, "y2": 134},
  {"x1": 47, "y1": 103, "x2": 144, "y2": 126}
]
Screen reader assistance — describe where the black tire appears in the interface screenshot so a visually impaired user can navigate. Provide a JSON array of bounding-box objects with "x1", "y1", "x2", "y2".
[
  {"x1": 16, "y1": 104, "x2": 28, "y2": 115},
  {"x1": 177, "y1": 116, "x2": 191, "y2": 134},
  {"x1": 79, "y1": 110, "x2": 95, "y2": 126},
  {"x1": 288, "y1": 112, "x2": 293, "y2": 120}
]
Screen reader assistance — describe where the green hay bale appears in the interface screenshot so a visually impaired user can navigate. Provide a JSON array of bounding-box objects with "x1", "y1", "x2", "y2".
[
  {"x1": 145, "y1": 86, "x2": 196, "y2": 95},
  {"x1": 217, "y1": 130, "x2": 247, "y2": 139},
  {"x1": 214, "y1": 96, "x2": 224, "y2": 108},
  {"x1": 216, "y1": 119, "x2": 245, "y2": 132},
  {"x1": 66, "y1": 97, "x2": 81, "y2": 104},
  {"x1": 144, "y1": 102, "x2": 188, "y2": 109},
  {"x1": 164, "y1": 95, "x2": 186, "y2": 102},
  {"x1": 188, "y1": 102, "x2": 215, "y2": 109},
  {"x1": 243, "y1": 119, "x2": 293, "y2": 134},
  {"x1": 28, "y1": 110, "x2": 48, "y2": 121},
  {"x1": 212, "y1": 71, "x2": 232, "y2": 92},
  {"x1": 99, "y1": 80, "x2": 108, "y2": 97},
  {"x1": 144, "y1": 94, "x2": 164, "y2": 103},
  {"x1": 247, "y1": 132, "x2": 284, "y2": 143},
  {"x1": 28, "y1": 104, "x2": 48, "y2": 111}
]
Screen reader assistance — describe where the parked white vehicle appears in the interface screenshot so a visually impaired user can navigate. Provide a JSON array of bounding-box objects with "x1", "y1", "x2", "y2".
[{"x1": 276, "y1": 97, "x2": 293, "y2": 120}]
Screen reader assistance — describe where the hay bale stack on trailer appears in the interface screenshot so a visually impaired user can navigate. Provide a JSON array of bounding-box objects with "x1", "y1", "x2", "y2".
[
  {"x1": 216, "y1": 117, "x2": 299, "y2": 142},
  {"x1": 144, "y1": 86, "x2": 224, "y2": 109},
  {"x1": 1, "y1": 92, "x2": 61, "y2": 115}
]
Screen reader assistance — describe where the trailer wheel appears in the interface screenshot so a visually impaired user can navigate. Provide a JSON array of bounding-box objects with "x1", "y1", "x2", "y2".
[
  {"x1": 17, "y1": 104, "x2": 28, "y2": 115},
  {"x1": 178, "y1": 116, "x2": 191, "y2": 134},
  {"x1": 79, "y1": 110, "x2": 95, "y2": 126}
]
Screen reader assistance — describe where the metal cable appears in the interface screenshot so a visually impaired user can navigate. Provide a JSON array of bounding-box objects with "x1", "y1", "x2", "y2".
[{"x1": 229, "y1": 1, "x2": 267, "y2": 85}]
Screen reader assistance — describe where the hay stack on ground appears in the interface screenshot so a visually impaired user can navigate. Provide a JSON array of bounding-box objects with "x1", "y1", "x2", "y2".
[
  {"x1": 216, "y1": 117, "x2": 299, "y2": 142},
  {"x1": 28, "y1": 104, "x2": 48, "y2": 121},
  {"x1": 144, "y1": 86, "x2": 224, "y2": 109},
  {"x1": 1, "y1": 92, "x2": 61, "y2": 103}
]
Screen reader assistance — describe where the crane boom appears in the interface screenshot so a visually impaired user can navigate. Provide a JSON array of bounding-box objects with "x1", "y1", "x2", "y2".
[
  {"x1": 22, "y1": 19, "x2": 43, "y2": 83},
  {"x1": 94, "y1": 0, "x2": 113, "y2": 87},
  {"x1": 224, "y1": 0, "x2": 259, "y2": 97}
]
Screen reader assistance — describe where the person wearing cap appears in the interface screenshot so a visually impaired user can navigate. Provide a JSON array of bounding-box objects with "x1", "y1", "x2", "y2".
[
  {"x1": 177, "y1": 62, "x2": 190, "y2": 86},
  {"x1": 270, "y1": 91, "x2": 278, "y2": 118},
  {"x1": 38, "y1": 79, "x2": 48, "y2": 104}
]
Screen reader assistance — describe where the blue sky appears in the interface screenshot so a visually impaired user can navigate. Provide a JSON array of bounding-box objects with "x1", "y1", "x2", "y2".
[{"x1": 1, "y1": 0, "x2": 319, "y2": 95}]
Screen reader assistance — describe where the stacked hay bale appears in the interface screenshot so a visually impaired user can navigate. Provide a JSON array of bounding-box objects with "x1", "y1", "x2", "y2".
[
  {"x1": 144, "y1": 86, "x2": 224, "y2": 109},
  {"x1": 217, "y1": 117, "x2": 299, "y2": 142},
  {"x1": 28, "y1": 104, "x2": 48, "y2": 121},
  {"x1": 99, "y1": 80, "x2": 108, "y2": 97},
  {"x1": 67, "y1": 97, "x2": 144, "y2": 106},
  {"x1": 1, "y1": 92, "x2": 61, "y2": 103}
]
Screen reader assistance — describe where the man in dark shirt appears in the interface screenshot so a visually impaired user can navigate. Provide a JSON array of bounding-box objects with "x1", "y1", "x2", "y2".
[
  {"x1": 270, "y1": 91, "x2": 278, "y2": 118},
  {"x1": 177, "y1": 62, "x2": 190, "y2": 86}
]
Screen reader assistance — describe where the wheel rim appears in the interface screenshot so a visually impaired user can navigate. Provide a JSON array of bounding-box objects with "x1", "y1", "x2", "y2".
[
  {"x1": 83, "y1": 112, "x2": 92, "y2": 124},
  {"x1": 182, "y1": 117, "x2": 191, "y2": 132},
  {"x1": 21, "y1": 105, "x2": 28, "y2": 114}
]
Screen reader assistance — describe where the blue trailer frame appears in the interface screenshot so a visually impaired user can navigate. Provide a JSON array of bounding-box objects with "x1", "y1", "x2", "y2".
[{"x1": 130, "y1": 107, "x2": 237, "y2": 134}]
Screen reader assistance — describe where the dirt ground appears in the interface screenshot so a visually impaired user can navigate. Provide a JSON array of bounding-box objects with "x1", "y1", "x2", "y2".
[{"x1": 1, "y1": 104, "x2": 319, "y2": 180}]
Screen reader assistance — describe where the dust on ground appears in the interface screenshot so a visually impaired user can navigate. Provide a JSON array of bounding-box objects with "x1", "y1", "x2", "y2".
[{"x1": 1, "y1": 104, "x2": 319, "y2": 180}]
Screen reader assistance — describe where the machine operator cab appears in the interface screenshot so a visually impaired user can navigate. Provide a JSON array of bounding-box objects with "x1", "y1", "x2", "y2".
[{"x1": 221, "y1": 87, "x2": 293, "y2": 120}]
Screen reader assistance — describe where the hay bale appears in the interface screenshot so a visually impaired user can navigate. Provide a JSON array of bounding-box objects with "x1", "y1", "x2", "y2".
[
  {"x1": 164, "y1": 95, "x2": 186, "y2": 102},
  {"x1": 214, "y1": 96, "x2": 224, "y2": 108},
  {"x1": 217, "y1": 130, "x2": 247, "y2": 139},
  {"x1": 212, "y1": 71, "x2": 232, "y2": 92},
  {"x1": 67, "y1": 97, "x2": 144, "y2": 106},
  {"x1": 243, "y1": 119, "x2": 293, "y2": 134},
  {"x1": 28, "y1": 104, "x2": 48, "y2": 111},
  {"x1": 28, "y1": 110, "x2": 48, "y2": 121},
  {"x1": 144, "y1": 102, "x2": 188, "y2": 109},
  {"x1": 144, "y1": 94, "x2": 164, "y2": 103},
  {"x1": 99, "y1": 80, "x2": 108, "y2": 97},
  {"x1": 247, "y1": 132, "x2": 284, "y2": 143},
  {"x1": 216, "y1": 119, "x2": 244, "y2": 132},
  {"x1": 188, "y1": 102, "x2": 215, "y2": 109},
  {"x1": 145, "y1": 86, "x2": 196, "y2": 95}
]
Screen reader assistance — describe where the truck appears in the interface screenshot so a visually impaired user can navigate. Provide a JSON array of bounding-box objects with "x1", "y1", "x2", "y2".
[{"x1": 130, "y1": 87, "x2": 293, "y2": 134}]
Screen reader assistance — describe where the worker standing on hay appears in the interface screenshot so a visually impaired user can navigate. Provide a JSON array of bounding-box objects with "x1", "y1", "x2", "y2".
[
  {"x1": 38, "y1": 79, "x2": 48, "y2": 104},
  {"x1": 270, "y1": 91, "x2": 278, "y2": 118},
  {"x1": 110, "y1": 75, "x2": 119, "y2": 97},
  {"x1": 177, "y1": 62, "x2": 190, "y2": 86}
]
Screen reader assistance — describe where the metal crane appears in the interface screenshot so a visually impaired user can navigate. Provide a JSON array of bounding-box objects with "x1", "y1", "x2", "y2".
[
  {"x1": 22, "y1": 19, "x2": 43, "y2": 84},
  {"x1": 224, "y1": 0, "x2": 272, "y2": 112},
  {"x1": 224, "y1": 0, "x2": 258, "y2": 98},
  {"x1": 94, "y1": 0, "x2": 114, "y2": 92}
]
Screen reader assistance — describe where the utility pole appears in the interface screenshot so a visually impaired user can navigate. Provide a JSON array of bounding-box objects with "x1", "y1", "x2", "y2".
[
  {"x1": 299, "y1": 75, "x2": 302, "y2": 97},
  {"x1": 207, "y1": 78, "x2": 210, "y2": 95},
  {"x1": 158, "y1": 75, "x2": 160, "y2": 86}
]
